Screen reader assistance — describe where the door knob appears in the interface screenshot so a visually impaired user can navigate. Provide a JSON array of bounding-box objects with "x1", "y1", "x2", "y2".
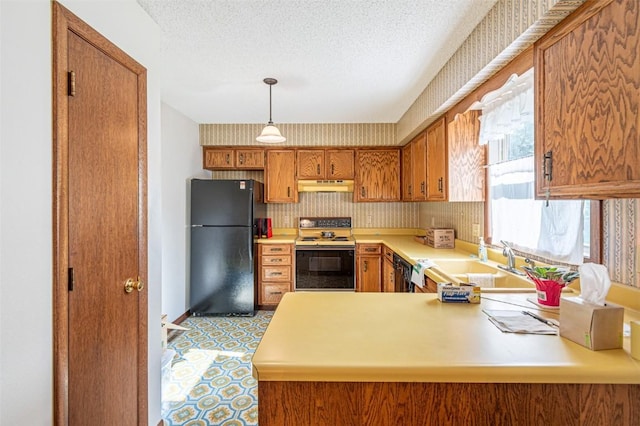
[{"x1": 124, "y1": 277, "x2": 144, "y2": 293}]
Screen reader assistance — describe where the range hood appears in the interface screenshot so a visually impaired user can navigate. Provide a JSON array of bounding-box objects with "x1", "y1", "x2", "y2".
[{"x1": 297, "y1": 179, "x2": 354, "y2": 193}]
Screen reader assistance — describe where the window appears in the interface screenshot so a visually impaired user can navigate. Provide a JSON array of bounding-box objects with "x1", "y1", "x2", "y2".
[{"x1": 478, "y1": 69, "x2": 592, "y2": 265}]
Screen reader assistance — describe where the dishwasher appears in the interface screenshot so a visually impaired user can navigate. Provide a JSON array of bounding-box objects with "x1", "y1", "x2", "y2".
[{"x1": 393, "y1": 254, "x2": 414, "y2": 293}]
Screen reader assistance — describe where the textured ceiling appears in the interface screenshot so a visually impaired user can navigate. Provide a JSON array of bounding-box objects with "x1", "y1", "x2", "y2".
[{"x1": 137, "y1": 0, "x2": 499, "y2": 124}]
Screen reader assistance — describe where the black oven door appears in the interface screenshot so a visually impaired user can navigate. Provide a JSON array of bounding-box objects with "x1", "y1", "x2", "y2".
[{"x1": 295, "y1": 247, "x2": 355, "y2": 291}]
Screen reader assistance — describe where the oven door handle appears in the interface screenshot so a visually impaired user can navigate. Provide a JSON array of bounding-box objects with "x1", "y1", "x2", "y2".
[{"x1": 295, "y1": 245, "x2": 355, "y2": 251}]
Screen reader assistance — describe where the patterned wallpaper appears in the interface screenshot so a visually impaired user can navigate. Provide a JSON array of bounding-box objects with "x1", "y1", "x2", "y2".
[
  {"x1": 200, "y1": 123, "x2": 397, "y2": 146},
  {"x1": 418, "y1": 202, "x2": 484, "y2": 244},
  {"x1": 397, "y1": 0, "x2": 587, "y2": 143}
]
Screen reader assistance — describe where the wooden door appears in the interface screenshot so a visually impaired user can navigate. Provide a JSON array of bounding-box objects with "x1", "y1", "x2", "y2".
[
  {"x1": 297, "y1": 149, "x2": 325, "y2": 179},
  {"x1": 426, "y1": 118, "x2": 447, "y2": 201},
  {"x1": 265, "y1": 150, "x2": 297, "y2": 202},
  {"x1": 411, "y1": 132, "x2": 427, "y2": 201},
  {"x1": 401, "y1": 143, "x2": 413, "y2": 200},
  {"x1": 534, "y1": 0, "x2": 640, "y2": 198},
  {"x1": 447, "y1": 110, "x2": 485, "y2": 202},
  {"x1": 326, "y1": 149, "x2": 354, "y2": 179},
  {"x1": 53, "y1": 4, "x2": 147, "y2": 425},
  {"x1": 203, "y1": 147, "x2": 235, "y2": 169},
  {"x1": 355, "y1": 149, "x2": 401, "y2": 201}
]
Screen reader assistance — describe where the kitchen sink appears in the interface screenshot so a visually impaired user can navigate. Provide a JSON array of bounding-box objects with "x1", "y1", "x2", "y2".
[{"x1": 432, "y1": 259, "x2": 534, "y2": 289}]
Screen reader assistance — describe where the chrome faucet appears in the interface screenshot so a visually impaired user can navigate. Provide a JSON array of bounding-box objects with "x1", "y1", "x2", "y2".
[{"x1": 498, "y1": 240, "x2": 525, "y2": 275}]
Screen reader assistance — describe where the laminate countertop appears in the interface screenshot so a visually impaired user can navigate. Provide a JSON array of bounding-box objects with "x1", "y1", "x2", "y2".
[{"x1": 251, "y1": 292, "x2": 640, "y2": 384}]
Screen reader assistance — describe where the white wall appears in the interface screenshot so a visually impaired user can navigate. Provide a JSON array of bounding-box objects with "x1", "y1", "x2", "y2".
[
  {"x1": 1, "y1": 2, "x2": 53, "y2": 424},
  {"x1": 160, "y1": 103, "x2": 206, "y2": 322},
  {"x1": 0, "y1": 0, "x2": 167, "y2": 423}
]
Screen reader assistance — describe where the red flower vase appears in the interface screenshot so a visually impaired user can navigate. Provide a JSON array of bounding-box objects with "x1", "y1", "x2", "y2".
[{"x1": 532, "y1": 278, "x2": 564, "y2": 307}]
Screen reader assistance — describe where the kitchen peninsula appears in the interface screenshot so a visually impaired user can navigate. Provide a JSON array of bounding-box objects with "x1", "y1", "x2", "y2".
[{"x1": 252, "y1": 292, "x2": 640, "y2": 425}]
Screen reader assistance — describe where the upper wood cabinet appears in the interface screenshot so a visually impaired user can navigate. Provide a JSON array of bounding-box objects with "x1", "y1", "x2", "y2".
[
  {"x1": 447, "y1": 110, "x2": 485, "y2": 201},
  {"x1": 297, "y1": 149, "x2": 354, "y2": 179},
  {"x1": 401, "y1": 143, "x2": 412, "y2": 200},
  {"x1": 534, "y1": 0, "x2": 640, "y2": 198},
  {"x1": 297, "y1": 149, "x2": 325, "y2": 179},
  {"x1": 411, "y1": 133, "x2": 427, "y2": 201},
  {"x1": 265, "y1": 150, "x2": 297, "y2": 203},
  {"x1": 355, "y1": 149, "x2": 401, "y2": 202},
  {"x1": 425, "y1": 118, "x2": 447, "y2": 201},
  {"x1": 203, "y1": 147, "x2": 265, "y2": 170},
  {"x1": 326, "y1": 149, "x2": 355, "y2": 179}
]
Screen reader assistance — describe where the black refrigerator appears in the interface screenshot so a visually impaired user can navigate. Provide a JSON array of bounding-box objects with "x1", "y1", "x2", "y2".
[{"x1": 189, "y1": 179, "x2": 266, "y2": 316}]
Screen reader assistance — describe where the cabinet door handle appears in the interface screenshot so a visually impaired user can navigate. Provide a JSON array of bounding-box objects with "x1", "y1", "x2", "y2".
[
  {"x1": 317, "y1": 164, "x2": 321, "y2": 175},
  {"x1": 225, "y1": 153, "x2": 230, "y2": 164},
  {"x1": 361, "y1": 187, "x2": 366, "y2": 197},
  {"x1": 543, "y1": 150, "x2": 553, "y2": 206},
  {"x1": 287, "y1": 187, "x2": 291, "y2": 197},
  {"x1": 438, "y1": 177, "x2": 443, "y2": 193},
  {"x1": 421, "y1": 182, "x2": 425, "y2": 194},
  {"x1": 331, "y1": 164, "x2": 335, "y2": 175},
  {"x1": 364, "y1": 260, "x2": 368, "y2": 272},
  {"x1": 408, "y1": 184, "x2": 412, "y2": 196},
  {"x1": 239, "y1": 153, "x2": 244, "y2": 164}
]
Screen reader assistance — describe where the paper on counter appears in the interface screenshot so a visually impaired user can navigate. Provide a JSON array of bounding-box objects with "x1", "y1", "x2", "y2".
[{"x1": 483, "y1": 310, "x2": 557, "y2": 335}]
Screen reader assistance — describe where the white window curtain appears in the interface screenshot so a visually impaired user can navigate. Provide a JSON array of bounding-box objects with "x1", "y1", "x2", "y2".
[
  {"x1": 478, "y1": 69, "x2": 534, "y2": 145},
  {"x1": 480, "y1": 69, "x2": 585, "y2": 265}
]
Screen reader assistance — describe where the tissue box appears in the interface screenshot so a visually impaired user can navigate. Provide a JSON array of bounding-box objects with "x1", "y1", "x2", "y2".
[
  {"x1": 437, "y1": 283, "x2": 481, "y2": 303},
  {"x1": 426, "y1": 228, "x2": 455, "y2": 249},
  {"x1": 559, "y1": 297, "x2": 624, "y2": 350}
]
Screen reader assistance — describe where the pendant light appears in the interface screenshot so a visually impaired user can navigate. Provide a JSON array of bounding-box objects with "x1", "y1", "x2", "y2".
[{"x1": 256, "y1": 77, "x2": 286, "y2": 143}]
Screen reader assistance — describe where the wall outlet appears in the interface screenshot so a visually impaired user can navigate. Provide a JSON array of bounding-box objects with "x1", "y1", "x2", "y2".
[{"x1": 472, "y1": 223, "x2": 480, "y2": 238}]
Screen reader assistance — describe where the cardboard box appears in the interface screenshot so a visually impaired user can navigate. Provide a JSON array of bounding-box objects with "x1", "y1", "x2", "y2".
[
  {"x1": 437, "y1": 283, "x2": 481, "y2": 303},
  {"x1": 426, "y1": 228, "x2": 455, "y2": 249},
  {"x1": 559, "y1": 297, "x2": 624, "y2": 351}
]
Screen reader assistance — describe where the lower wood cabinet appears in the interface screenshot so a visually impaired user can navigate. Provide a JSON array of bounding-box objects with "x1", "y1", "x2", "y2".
[
  {"x1": 356, "y1": 244, "x2": 382, "y2": 292},
  {"x1": 415, "y1": 276, "x2": 438, "y2": 293},
  {"x1": 382, "y1": 245, "x2": 395, "y2": 292},
  {"x1": 258, "y1": 244, "x2": 293, "y2": 307}
]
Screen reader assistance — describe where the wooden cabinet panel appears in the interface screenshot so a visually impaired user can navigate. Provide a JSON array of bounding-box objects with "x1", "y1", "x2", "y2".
[
  {"x1": 261, "y1": 283, "x2": 291, "y2": 305},
  {"x1": 447, "y1": 110, "x2": 485, "y2": 201},
  {"x1": 261, "y1": 244, "x2": 292, "y2": 255},
  {"x1": 203, "y1": 147, "x2": 264, "y2": 170},
  {"x1": 426, "y1": 118, "x2": 447, "y2": 201},
  {"x1": 326, "y1": 149, "x2": 354, "y2": 179},
  {"x1": 383, "y1": 257, "x2": 395, "y2": 293},
  {"x1": 265, "y1": 150, "x2": 297, "y2": 203},
  {"x1": 401, "y1": 144, "x2": 412, "y2": 200},
  {"x1": 235, "y1": 148, "x2": 265, "y2": 169},
  {"x1": 258, "y1": 244, "x2": 293, "y2": 307},
  {"x1": 203, "y1": 147, "x2": 234, "y2": 169},
  {"x1": 355, "y1": 149, "x2": 401, "y2": 202},
  {"x1": 411, "y1": 132, "x2": 427, "y2": 201},
  {"x1": 534, "y1": 0, "x2": 640, "y2": 198},
  {"x1": 297, "y1": 149, "x2": 325, "y2": 179},
  {"x1": 356, "y1": 244, "x2": 381, "y2": 292}
]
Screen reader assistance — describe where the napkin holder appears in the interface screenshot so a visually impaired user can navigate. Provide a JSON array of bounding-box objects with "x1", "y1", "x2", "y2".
[{"x1": 559, "y1": 297, "x2": 623, "y2": 350}]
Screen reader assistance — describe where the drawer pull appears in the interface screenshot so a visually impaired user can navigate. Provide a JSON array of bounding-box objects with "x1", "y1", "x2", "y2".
[
  {"x1": 365, "y1": 248, "x2": 376, "y2": 252},
  {"x1": 270, "y1": 272, "x2": 283, "y2": 276},
  {"x1": 270, "y1": 258, "x2": 282, "y2": 263},
  {"x1": 269, "y1": 291, "x2": 283, "y2": 295},
  {"x1": 270, "y1": 248, "x2": 282, "y2": 252}
]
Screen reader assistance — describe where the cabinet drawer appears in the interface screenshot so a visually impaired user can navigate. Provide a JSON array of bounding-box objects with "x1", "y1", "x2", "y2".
[
  {"x1": 382, "y1": 245, "x2": 394, "y2": 262},
  {"x1": 261, "y1": 244, "x2": 292, "y2": 255},
  {"x1": 261, "y1": 255, "x2": 291, "y2": 266},
  {"x1": 261, "y1": 282, "x2": 291, "y2": 305},
  {"x1": 357, "y1": 243, "x2": 381, "y2": 255},
  {"x1": 261, "y1": 265, "x2": 291, "y2": 282}
]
